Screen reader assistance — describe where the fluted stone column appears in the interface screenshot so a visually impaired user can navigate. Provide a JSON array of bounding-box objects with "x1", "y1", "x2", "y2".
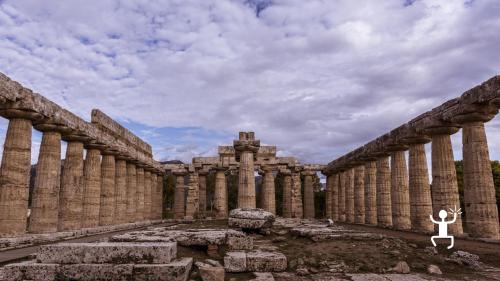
[
  {"x1": 345, "y1": 168, "x2": 355, "y2": 223},
  {"x1": 261, "y1": 167, "x2": 276, "y2": 214},
  {"x1": 126, "y1": 163, "x2": 137, "y2": 223},
  {"x1": 461, "y1": 121, "x2": 499, "y2": 238},
  {"x1": 354, "y1": 165, "x2": 365, "y2": 224},
  {"x1": 173, "y1": 171, "x2": 187, "y2": 219},
  {"x1": 390, "y1": 150, "x2": 411, "y2": 230},
  {"x1": 408, "y1": 142, "x2": 434, "y2": 233},
  {"x1": 364, "y1": 161, "x2": 377, "y2": 225},
  {"x1": 29, "y1": 125, "x2": 65, "y2": 233},
  {"x1": 114, "y1": 158, "x2": 127, "y2": 224},
  {"x1": 157, "y1": 173, "x2": 164, "y2": 219},
  {"x1": 143, "y1": 170, "x2": 152, "y2": 220},
  {"x1": 234, "y1": 132, "x2": 260, "y2": 209},
  {"x1": 135, "y1": 167, "x2": 145, "y2": 221},
  {"x1": 331, "y1": 173, "x2": 339, "y2": 221},
  {"x1": 338, "y1": 171, "x2": 346, "y2": 222},
  {"x1": 99, "y1": 153, "x2": 116, "y2": 226},
  {"x1": 0, "y1": 113, "x2": 35, "y2": 236},
  {"x1": 81, "y1": 147, "x2": 102, "y2": 228},
  {"x1": 185, "y1": 172, "x2": 199, "y2": 219},
  {"x1": 214, "y1": 168, "x2": 228, "y2": 219},
  {"x1": 325, "y1": 174, "x2": 332, "y2": 219},
  {"x1": 302, "y1": 170, "x2": 315, "y2": 219},
  {"x1": 291, "y1": 171, "x2": 303, "y2": 219},
  {"x1": 150, "y1": 173, "x2": 158, "y2": 220},
  {"x1": 58, "y1": 137, "x2": 85, "y2": 231},
  {"x1": 198, "y1": 171, "x2": 208, "y2": 218},
  {"x1": 376, "y1": 156, "x2": 392, "y2": 227},
  {"x1": 281, "y1": 170, "x2": 292, "y2": 218}
]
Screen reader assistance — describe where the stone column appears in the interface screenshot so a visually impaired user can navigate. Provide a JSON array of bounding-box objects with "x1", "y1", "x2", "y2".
[
  {"x1": 157, "y1": 173, "x2": 164, "y2": 219},
  {"x1": 143, "y1": 170, "x2": 152, "y2": 220},
  {"x1": 345, "y1": 168, "x2": 355, "y2": 223},
  {"x1": 354, "y1": 165, "x2": 365, "y2": 224},
  {"x1": 0, "y1": 110, "x2": 37, "y2": 236},
  {"x1": 390, "y1": 150, "x2": 411, "y2": 230},
  {"x1": 58, "y1": 136, "x2": 86, "y2": 231},
  {"x1": 338, "y1": 170, "x2": 346, "y2": 222},
  {"x1": 214, "y1": 168, "x2": 228, "y2": 219},
  {"x1": 114, "y1": 157, "x2": 127, "y2": 224},
  {"x1": 81, "y1": 146, "x2": 102, "y2": 228},
  {"x1": 198, "y1": 171, "x2": 208, "y2": 218},
  {"x1": 29, "y1": 124, "x2": 66, "y2": 233},
  {"x1": 325, "y1": 174, "x2": 332, "y2": 219},
  {"x1": 457, "y1": 115, "x2": 499, "y2": 238},
  {"x1": 425, "y1": 126, "x2": 463, "y2": 235},
  {"x1": 408, "y1": 141, "x2": 434, "y2": 233},
  {"x1": 173, "y1": 170, "x2": 187, "y2": 219},
  {"x1": 302, "y1": 170, "x2": 316, "y2": 219},
  {"x1": 261, "y1": 167, "x2": 276, "y2": 214},
  {"x1": 99, "y1": 153, "x2": 116, "y2": 226},
  {"x1": 291, "y1": 170, "x2": 303, "y2": 219},
  {"x1": 331, "y1": 173, "x2": 339, "y2": 221},
  {"x1": 126, "y1": 162, "x2": 137, "y2": 223},
  {"x1": 185, "y1": 171, "x2": 199, "y2": 219},
  {"x1": 281, "y1": 169, "x2": 292, "y2": 218},
  {"x1": 364, "y1": 161, "x2": 377, "y2": 225},
  {"x1": 150, "y1": 172, "x2": 158, "y2": 220},
  {"x1": 135, "y1": 167, "x2": 145, "y2": 221},
  {"x1": 376, "y1": 156, "x2": 392, "y2": 227},
  {"x1": 234, "y1": 132, "x2": 260, "y2": 209}
]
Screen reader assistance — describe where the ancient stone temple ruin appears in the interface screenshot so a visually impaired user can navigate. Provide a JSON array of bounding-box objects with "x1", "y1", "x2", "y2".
[{"x1": 0, "y1": 72, "x2": 500, "y2": 281}]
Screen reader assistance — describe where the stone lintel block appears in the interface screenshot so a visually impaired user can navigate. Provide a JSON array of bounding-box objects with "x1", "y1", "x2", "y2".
[
  {"x1": 37, "y1": 242, "x2": 177, "y2": 264},
  {"x1": 246, "y1": 251, "x2": 287, "y2": 272},
  {"x1": 224, "y1": 252, "x2": 247, "y2": 273}
]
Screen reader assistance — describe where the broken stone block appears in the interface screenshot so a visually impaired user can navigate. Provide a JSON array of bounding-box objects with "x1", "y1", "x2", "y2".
[
  {"x1": 224, "y1": 252, "x2": 247, "y2": 273},
  {"x1": 228, "y1": 208, "x2": 275, "y2": 230},
  {"x1": 250, "y1": 272, "x2": 275, "y2": 281},
  {"x1": 226, "y1": 234, "x2": 253, "y2": 250},
  {"x1": 133, "y1": 258, "x2": 193, "y2": 281},
  {"x1": 36, "y1": 242, "x2": 177, "y2": 264},
  {"x1": 195, "y1": 261, "x2": 225, "y2": 281},
  {"x1": 58, "y1": 264, "x2": 133, "y2": 281},
  {"x1": 246, "y1": 251, "x2": 287, "y2": 272},
  {"x1": 0, "y1": 261, "x2": 56, "y2": 281}
]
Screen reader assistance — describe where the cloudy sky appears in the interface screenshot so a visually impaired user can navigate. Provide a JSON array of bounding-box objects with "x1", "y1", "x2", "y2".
[{"x1": 1, "y1": 0, "x2": 500, "y2": 166}]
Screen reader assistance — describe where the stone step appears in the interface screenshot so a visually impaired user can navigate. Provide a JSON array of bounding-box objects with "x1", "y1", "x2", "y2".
[
  {"x1": 224, "y1": 251, "x2": 287, "y2": 273},
  {"x1": 36, "y1": 242, "x2": 177, "y2": 264},
  {"x1": 0, "y1": 258, "x2": 193, "y2": 281}
]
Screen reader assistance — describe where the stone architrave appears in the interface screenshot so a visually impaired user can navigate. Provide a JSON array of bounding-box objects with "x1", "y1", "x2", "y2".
[
  {"x1": 81, "y1": 146, "x2": 102, "y2": 228},
  {"x1": 364, "y1": 161, "x2": 377, "y2": 225},
  {"x1": 376, "y1": 156, "x2": 392, "y2": 227}
]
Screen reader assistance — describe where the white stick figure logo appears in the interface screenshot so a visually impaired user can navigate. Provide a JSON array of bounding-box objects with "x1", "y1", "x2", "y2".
[{"x1": 429, "y1": 205, "x2": 462, "y2": 249}]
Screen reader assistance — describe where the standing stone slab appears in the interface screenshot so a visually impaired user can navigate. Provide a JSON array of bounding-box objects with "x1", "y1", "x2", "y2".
[{"x1": 37, "y1": 242, "x2": 177, "y2": 264}]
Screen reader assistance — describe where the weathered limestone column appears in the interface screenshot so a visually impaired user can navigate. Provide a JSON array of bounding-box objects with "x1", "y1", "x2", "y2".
[
  {"x1": 291, "y1": 170, "x2": 303, "y2": 219},
  {"x1": 81, "y1": 146, "x2": 102, "y2": 228},
  {"x1": 364, "y1": 161, "x2": 377, "y2": 225},
  {"x1": 173, "y1": 170, "x2": 187, "y2": 219},
  {"x1": 99, "y1": 153, "x2": 116, "y2": 226},
  {"x1": 114, "y1": 157, "x2": 127, "y2": 224},
  {"x1": 126, "y1": 162, "x2": 137, "y2": 223},
  {"x1": 331, "y1": 173, "x2": 339, "y2": 221},
  {"x1": 214, "y1": 168, "x2": 228, "y2": 219},
  {"x1": 302, "y1": 170, "x2": 316, "y2": 219},
  {"x1": 453, "y1": 111, "x2": 499, "y2": 238},
  {"x1": 354, "y1": 165, "x2": 365, "y2": 224},
  {"x1": 234, "y1": 132, "x2": 260, "y2": 209},
  {"x1": 281, "y1": 169, "x2": 292, "y2": 218},
  {"x1": 345, "y1": 168, "x2": 355, "y2": 223},
  {"x1": 325, "y1": 173, "x2": 332, "y2": 219},
  {"x1": 338, "y1": 170, "x2": 346, "y2": 222},
  {"x1": 376, "y1": 156, "x2": 392, "y2": 227},
  {"x1": 198, "y1": 171, "x2": 208, "y2": 218},
  {"x1": 143, "y1": 170, "x2": 152, "y2": 220},
  {"x1": 156, "y1": 173, "x2": 164, "y2": 219},
  {"x1": 407, "y1": 141, "x2": 434, "y2": 233},
  {"x1": 185, "y1": 171, "x2": 199, "y2": 219},
  {"x1": 135, "y1": 167, "x2": 145, "y2": 221},
  {"x1": 58, "y1": 136, "x2": 86, "y2": 231},
  {"x1": 261, "y1": 166, "x2": 276, "y2": 214},
  {"x1": 0, "y1": 110, "x2": 38, "y2": 236},
  {"x1": 425, "y1": 126, "x2": 463, "y2": 235},
  {"x1": 390, "y1": 150, "x2": 411, "y2": 230},
  {"x1": 150, "y1": 172, "x2": 158, "y2": 220},
  {"x1": 29, "y1": 124, "x2": 66, "y2": 233}
]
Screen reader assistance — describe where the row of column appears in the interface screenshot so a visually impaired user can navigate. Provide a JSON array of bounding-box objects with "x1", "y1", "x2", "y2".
[
  {"x1": 0, "y1": 113, "x2": 164, "y2": 237},
  {"x1": 325, "y1": 121, "x2": 499, "y2": 239}
]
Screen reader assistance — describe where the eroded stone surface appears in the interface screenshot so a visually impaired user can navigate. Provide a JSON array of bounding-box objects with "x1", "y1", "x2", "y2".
[
  {"x1": 228, "y1": 208, "x2": 275, "y2": 230},
  {"x1": 224, "y1": 251, "x2": 247, "y2": 273}
]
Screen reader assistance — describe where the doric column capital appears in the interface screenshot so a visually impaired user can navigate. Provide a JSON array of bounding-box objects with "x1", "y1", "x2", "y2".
[
  {"x1": 301, "y1": 170, "x2": 316, "y2": 177},
  {"x1": 33, "y1": 122, "x2": 71, "y2": 134},
  {"x1": 62, "y1": 133, "x2": 91, "y2": 143},
  {"x1": 0, "y1": 108, "x2": 43, "y2": 121},
  {"x1": 446, "y1": 103, "x2": 498, "y2": 124}
]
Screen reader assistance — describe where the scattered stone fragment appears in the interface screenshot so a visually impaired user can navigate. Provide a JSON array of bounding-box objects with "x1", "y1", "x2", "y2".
[
  {"x1": 224, "y1": 252, "x2": 247, "y2": 273},
  {"x1": 196, "y1": 261, "x2": 225, "y2": 281},
  {"x1": 449, "y1": 250, "x2": 481, "y2": 268},
  {"x1": 427, "y1": 264, "x2": 442, "y2": 275},
  {"x1": 391, "y1": 261, "x2": 410, "y2": 274},
  {"x1": 250, "y1": 272, "x2": 275, "y2": 281},
  {"x1": 228, "y1": 208, "x2": 275, "y2": 230}
]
